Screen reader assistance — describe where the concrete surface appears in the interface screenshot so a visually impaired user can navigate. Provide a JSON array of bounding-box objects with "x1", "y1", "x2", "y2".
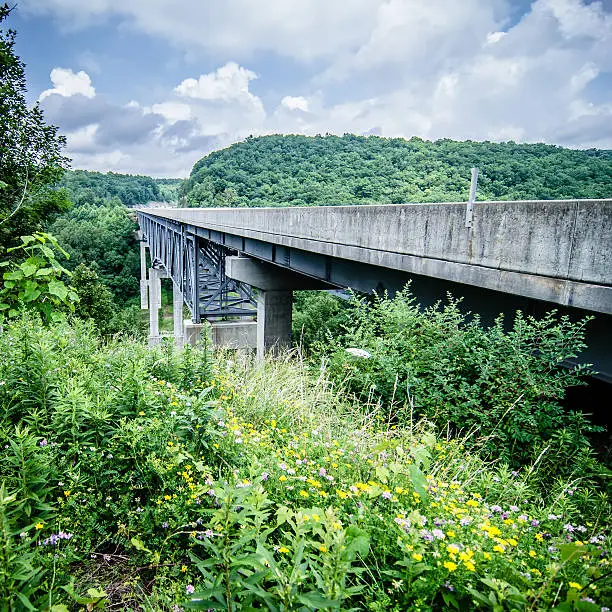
[{"x1": 144, "y1": 200, "x2": 612, "y2": 315}]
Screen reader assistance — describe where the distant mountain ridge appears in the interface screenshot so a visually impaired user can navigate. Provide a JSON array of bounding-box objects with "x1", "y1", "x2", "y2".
[
  {"x1": 180, "y1": 134, "x2": 612, "y2": 208},
  {"x1": 60, "y1": 170, "x2": 182, "y2": 207}
]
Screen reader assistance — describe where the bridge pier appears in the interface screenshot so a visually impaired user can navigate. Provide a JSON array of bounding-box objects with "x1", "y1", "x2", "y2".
[
  {"x1": 173, "y1": 283, "x2": 184, "y2": 348},
  {"x1": 138, "y1": 231, "x2": 148, "y2": 309},
  {"x1": 226, "y1": 256, "x2": 333, "y2": 360},
  {"x1": 257, "y1": 290, "x2": 293, "y2": 357},
  {"x1": 148, "y1": 267, "x2": 168, "y2": 346}
]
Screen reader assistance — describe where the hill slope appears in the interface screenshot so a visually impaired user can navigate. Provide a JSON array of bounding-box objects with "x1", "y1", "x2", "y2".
[{"x1": 181, "y1": 134, "x2": 612, "y2": 207}]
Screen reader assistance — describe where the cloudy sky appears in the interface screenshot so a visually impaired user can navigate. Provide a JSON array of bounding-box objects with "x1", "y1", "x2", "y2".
[{"x1": 12, "y1": 0, "x2": 612, "y2": 177}]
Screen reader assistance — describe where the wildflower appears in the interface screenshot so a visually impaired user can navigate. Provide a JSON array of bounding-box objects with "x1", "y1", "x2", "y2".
[
  {"x1": 381, "y1": 491, "x2": 392, "y2": 500},
  {"x1": 432, "y1": 529, "x2": 445, "y2": 540},
  {"x1": 39, "y1": 438, "x2": 48, "y2": 447},
  {"x1": 548, "y1": 513, "x2": 559, "y2": 520},
  {"x1": 35, "y1": 523, "x2": 44, "y2": 530},
  {"x1": 318, "y1": 545, "x2": 328, "y2": 553},
  {"x1": 278, "y1": 547, "x2": 290, "y2": 554},
  {"x1": 420, "y1": 530, "x2": 434, "y2": 542},
  {"x1": 447, "y1": 544, "x2": 460, "y2": 555},
  {"x1": 531, "y1": 519, "x2": 540, "y2": 527},
  {"x1": 529, "y1": 550, "x2": 537, "y2": 558},
  {"x1": 568, "y1": 582, "x2": 582, "y2": 590},
  {"x1": 464, "y1": 561, "x2": 476, "y2": 571},
  {"x1": 162, "y1": 522, "x2": 169, "y2": 529},
  {"x1": 443, "y1": 561, "x2": 457, "y2": 571},
  {"x1": 510, "y1": 505, "x2": 519, "y2": 512},
  {"x1": 181, "y1": 565, "x2": 188, "y2": 573},
  {"x1": 186, "y1": 584, "x2": 195, "y2": 594},
  {"x1": 261, "y1": 472, "x2": 269, "y2": 481},
  {"x1": 564, "y1": 523, "x2": 575, "y2": 533},
  {"x1": 412, "y1": 553, "x2": 423, "y2": 561},
  {"x1": 63, "y1": 491, "x2": 71, "y2": 497}
]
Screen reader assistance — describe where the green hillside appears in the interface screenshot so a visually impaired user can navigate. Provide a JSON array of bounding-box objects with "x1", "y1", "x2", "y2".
[
  {"x1": 181, "y1": 134, "x2": 612, "y2": 208},
  {"x1": 60, "y1": 169, "x2": 175, "y2": 207}
]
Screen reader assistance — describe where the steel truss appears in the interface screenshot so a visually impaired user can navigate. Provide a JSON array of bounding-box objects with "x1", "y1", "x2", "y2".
[{"x1": 138, "y1": 213, "x2": 256, "y2": 323}]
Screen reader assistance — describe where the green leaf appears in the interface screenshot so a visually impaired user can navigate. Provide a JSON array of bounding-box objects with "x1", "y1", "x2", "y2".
[
  {"x1": 36, "y1": 267, "x2": 55, "y2": 277},
  {"x1": 130, "y1": 537, "x2": 151, "y2": 553},
  {"x1": 50, "y1": 606, "x2": 70, "y2": 612},
  {"x1": 47, "y1": 280, "x2": 69, "y2": 300},
  {"x1": 297, "y1": 591, "x2": 338, "y2": 608},
  {"x1": 408, "y1": 464, "x2": 428, "y2": 500},
  {"x1": 560, "y1": 543, "x2": 589, "y2": 563},
  {"x1": 86, "y1": 588, "x2": 107, "y2": 599}
]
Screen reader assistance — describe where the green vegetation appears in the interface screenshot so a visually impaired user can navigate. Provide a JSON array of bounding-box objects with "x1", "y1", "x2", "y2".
[
  {"x1": 0, "y1": 4, "x2": 69, "y2": 252},
  {"x1": 48, "y1": 198, "x2": 140, "y2": 302},
  {"x1": 0, "y1": 314, "x2": 609, "y2": 610},
  {"x1": 59, "y1": 170, "x2": 165, "y2": 208},
  {"x1": 181, "y1": 134, "x2": 612, "y2": 208},
  {"x1": 0, "y1": 232, "x2": 78, "y2": 324}
]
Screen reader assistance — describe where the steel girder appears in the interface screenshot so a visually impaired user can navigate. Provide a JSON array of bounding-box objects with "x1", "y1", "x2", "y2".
[{"x1": 138, "y1": 212, "x2": 256, "y2": 323}]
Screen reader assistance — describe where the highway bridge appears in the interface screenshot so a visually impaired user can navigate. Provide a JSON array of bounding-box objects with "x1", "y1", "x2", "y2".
[{"x1": 138, "y1": 199, "x2": 612, "y2": 380}]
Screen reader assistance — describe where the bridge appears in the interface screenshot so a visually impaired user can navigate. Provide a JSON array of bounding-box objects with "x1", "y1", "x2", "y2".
[{"x1": 137, "y1": 199, "x2": 612, "y2": 379}]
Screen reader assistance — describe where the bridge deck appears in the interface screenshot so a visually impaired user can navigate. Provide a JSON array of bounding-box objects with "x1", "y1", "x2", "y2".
[{"x1": 140, "y1": 199, "x2": 612, "y2": 315}]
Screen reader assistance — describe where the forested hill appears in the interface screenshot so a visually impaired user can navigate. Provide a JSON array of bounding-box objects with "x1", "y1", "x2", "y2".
[
  {"x1": 60, "y1": 169, "x2": 181, "y2": 207},
  {"x1": 181, "y1": 134, "x2": 612, "y2": 208}
]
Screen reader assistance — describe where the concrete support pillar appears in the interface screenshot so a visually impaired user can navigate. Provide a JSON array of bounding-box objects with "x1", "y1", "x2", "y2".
[
  {"x1": 173, "y1": 283, "x2": 184, "y2": 348},
  {"x1": 139, "y1": 232, "x2": 148, "y2": 309},
  {"x1": 148, "y1": 268, "x2": 162, "y2": 346},
  {"x1": 257, "y1": 290, "x2": 293, "y2": 360},
  {"x1": 184, "y1": 320, "x2": 208, "y2": 347}
]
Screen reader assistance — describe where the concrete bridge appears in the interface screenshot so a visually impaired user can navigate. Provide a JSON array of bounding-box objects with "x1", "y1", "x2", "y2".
[{"x1": 137, "y1": 199, "x2": 612, "y2": 379}]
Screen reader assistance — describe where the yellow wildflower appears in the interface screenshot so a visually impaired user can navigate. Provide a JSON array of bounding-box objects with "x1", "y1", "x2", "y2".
[{"x1": 443, "y1": 561, "x2": 457, "y2": 571}]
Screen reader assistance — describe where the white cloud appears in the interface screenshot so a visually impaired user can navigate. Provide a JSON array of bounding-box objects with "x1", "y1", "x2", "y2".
[
  {"x1": 33, "y1": 1, "x2": 612, "y2": 175},
  {"x1": 280, "y1": 96, "x2": 310, "y2": 112},
  {"x1": 39, "y1": 67, "x2": 95, "y2": 100},
  {"x1": 175, "y1": 62, "x2": 258, "y2": 103},
  {"x1": 150, "y1": 101, "x2": 192, "y2": 123},
  {"x1": 485, "y1": 31, "x2": 507, "y2": 45},
  {"x1": 21, "y1": 0, "x2": 380, "y2": 61}
]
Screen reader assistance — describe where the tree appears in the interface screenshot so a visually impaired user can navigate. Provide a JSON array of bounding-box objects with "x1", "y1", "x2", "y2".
[
  {"x1": 0, "y1": 4, "x2": 70, "y2": 251},
  {"x1": 70, "y1": 263, "x2": 115, "y2": 333}
]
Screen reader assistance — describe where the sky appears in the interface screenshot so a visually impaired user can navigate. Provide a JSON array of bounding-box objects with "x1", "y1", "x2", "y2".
[{"x1": 10, "y1": 0, "x2": 612, "y2": 177}]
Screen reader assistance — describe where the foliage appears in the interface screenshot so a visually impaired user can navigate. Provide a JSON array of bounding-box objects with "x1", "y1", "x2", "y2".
[
  {"x1": 292, "y1": 290, "x2": 351, "y2": 353},
  {"x1": 181, "y1": 134, "x2": 612, "y2": 208},
  {"x1": 48, "y1": 198, "x2": 140, "y2": 301},
  {"x1": 0, "y1": 317, "x2": 609, "y2": 610},
  {"x1": 0, "y1": 5, "x2": 70, "y2": 251},
  {"x1": 59, "y1": 169, "x2": 164, "y2": 208},
  {"x1": 0, "y1": 232, "x2": 78, "y2": 323},
  {"x1": 314, "y1": 288, "x2": 599, "y2": 469},
  {"x1": 70, "y1": 263, "x2": 115, "y2": 334}
]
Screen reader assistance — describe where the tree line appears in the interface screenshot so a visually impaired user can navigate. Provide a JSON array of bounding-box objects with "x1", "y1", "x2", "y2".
[{"x1": 181, "y1": 134, "x2": 612, "y2": 208}]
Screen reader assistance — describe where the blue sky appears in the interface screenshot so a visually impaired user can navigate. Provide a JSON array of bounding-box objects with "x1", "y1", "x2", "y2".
[{"x1": 10, "y1": 0, "x2": 612, "y2": 177}]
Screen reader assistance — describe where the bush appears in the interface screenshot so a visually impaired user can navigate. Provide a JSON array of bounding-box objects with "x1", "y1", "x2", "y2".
[{"x1": 316, "y1": 287, "x2": 599, "y2": 467}]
